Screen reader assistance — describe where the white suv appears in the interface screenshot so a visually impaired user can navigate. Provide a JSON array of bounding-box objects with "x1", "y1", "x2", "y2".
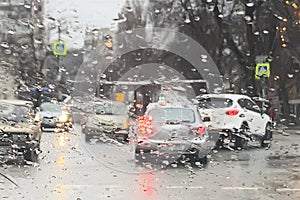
[{"x1": 197, "y1": 94, "x2": 272, "y2": 149}]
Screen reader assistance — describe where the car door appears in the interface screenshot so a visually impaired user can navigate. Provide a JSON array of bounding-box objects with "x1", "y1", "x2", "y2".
[{"x1": 241, "y1": 98, "x2": 266, "y2": 135}]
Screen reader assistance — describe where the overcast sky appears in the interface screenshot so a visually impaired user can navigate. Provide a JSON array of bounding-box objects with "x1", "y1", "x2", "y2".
[{"x1": 45, "y1": 0, "x2": 127, "y2": 49}]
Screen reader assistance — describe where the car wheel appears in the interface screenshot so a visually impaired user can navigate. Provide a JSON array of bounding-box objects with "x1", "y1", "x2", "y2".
[
  {"x1": 261, "y1": 123, "x2": 273, "y2": 148},
  {"x1": 187, "y1": 149, "x2": 208, "y2": 166},
  {"x1": 240, "y1": 122, "x2": 250, "y2": 134},
  {"x1": 233, "y1": 135, "x2": 247, "y2": 150},
  {"x1": 135, "y1": 146, "x2": 144, "y2": 163},
  {"x1": 194, "y1": 155, "x2": 208, "y2": 166},
  {"x1": 24, "y1": 148, "x2": 38, "y2": 162}
]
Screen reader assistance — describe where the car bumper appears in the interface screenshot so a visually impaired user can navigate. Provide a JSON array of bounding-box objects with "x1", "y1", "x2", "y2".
[
  {"x1": 83, "y1": 126, "x2": 128, "y2": 135},
  {"x1": 137, "y1": 136, "x2": 213, "y2": 155}
]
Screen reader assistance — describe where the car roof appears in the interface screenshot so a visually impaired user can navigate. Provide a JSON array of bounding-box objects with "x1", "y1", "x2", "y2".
[{"x1": 197, "y1": 93, "x2": 252, "y2": 101}]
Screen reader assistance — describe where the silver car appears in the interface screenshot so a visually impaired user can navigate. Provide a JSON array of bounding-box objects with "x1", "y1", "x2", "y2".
[
  {"x1": 0, "y1": 100, "x2": 42, "y2": 162},
  {"x1": 134, "y1": 101, "x2": 217, "y2": 166},
  {"x1": 82, "y1": 101, "x2": 130, "y2": 142}
]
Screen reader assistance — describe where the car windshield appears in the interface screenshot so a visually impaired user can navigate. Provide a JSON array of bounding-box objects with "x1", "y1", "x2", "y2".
[
  {"x1": 1, "y1": 0, "x2": 299, "y2": 199},
  {"x1": 148, "y1": 108, "x2": 195, "y2": 123},
  {"x1": 40, "y1": 103, "x2": 62, "y2": 112},
  {"x1": 0, "y1": 104, "x2": 29, "y2": 123},
  {"x1": 198, "y1": 97, "x2": 233, "y2": 109}
]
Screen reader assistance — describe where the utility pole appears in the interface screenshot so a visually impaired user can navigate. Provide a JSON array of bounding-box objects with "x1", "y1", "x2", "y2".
[
  {"x1": 57, "y1": 24, "x2": 62, "y2": 83},
  {"x1": 52, "y1": 21, "x2": 67, "y2": 98}
]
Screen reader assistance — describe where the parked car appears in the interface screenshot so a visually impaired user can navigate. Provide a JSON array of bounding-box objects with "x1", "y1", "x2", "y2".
[
  {"x1": 35, "y1": 101, "x2": 72, "y2": 132},
  {"x1": 196, "y1": 93, "x2": 273, "y2": 149},
  {"x1": 134, "y1": 100, "x2": 216, "y2": 166},
  {"x1": 82, "y1": 100, "x2": 129, "y2": 142},
  {"x1": 0, "y1": 100, "x2": 42, "y2": 162}
]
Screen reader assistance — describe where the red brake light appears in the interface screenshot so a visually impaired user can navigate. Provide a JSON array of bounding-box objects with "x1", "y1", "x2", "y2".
[
  {"x1": 137, "y1": 115, "x2": 154, "y2": 136},
  {"x1": 225, "y1": 109, "x2": 239, "y2": 116},
  {"x1": 191, "y1": 126, "x2": 206, "y2": 135},
  {"x1": 197, "y1": 126, "x2": 206, "y2": 135}
]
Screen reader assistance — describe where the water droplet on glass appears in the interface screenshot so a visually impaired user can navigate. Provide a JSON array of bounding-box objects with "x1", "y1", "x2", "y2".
[
  {"x1": 24, "y1": 4, "x2": 31, "y2": 9},
  {"x1": 34, "y1": 38, "x2": 43, "y2": 44},
  {"x1": 194, "y1": 16, "x2": 200, "y2": 21},
  {"x1": 126, "y1": 7, "x2": 133, "y2": 13},
  {"x1": 244, "y1": 15, "x2": 251, "y2": 21},
  {"x1": 36, "y1": 23, "x2": 44, "y2": 29},
  {"x1": 3, "y1": 49, "x2": 12, "y2": 55},
  {"x1": 0, "y1": 42, "x2": 9, "y2": 48},
  {"x1": 154, "y1": 9, "x2": 160, "y2": 14},
  {"x1": 184, "y1": 17, "x2": 191, "y2": 24},
  {"x1": 125, "y1": 29, "x2": 133, "y2": 34},
  {"x1": 105, "y1": 56, "x2": 113, "y2": 60},
  {"x1": 118, "y1": 43, "x2": 124, "y2": 49},
  {"x1": 8, "y1": 29, "x2": 15, "y2": 35},
  {"x1": 21, "y1": 44, "x2": 29, "y2": 49}
]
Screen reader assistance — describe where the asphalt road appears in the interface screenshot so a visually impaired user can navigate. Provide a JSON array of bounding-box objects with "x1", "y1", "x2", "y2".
[{"x1": 0, "y1": 125, "x2": 299, "y2": 200}]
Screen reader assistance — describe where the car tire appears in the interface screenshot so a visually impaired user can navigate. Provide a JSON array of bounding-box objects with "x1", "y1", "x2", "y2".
[
  {"x1": 233, "y1": 135, "x2": 247, "y2": 150},
  {"x1": 24, "y1": 148, "x2": 38, "y2": 162},
  {"x1": 135, "y1": 146, "x2": 144, "y2": 163},
  {"x1": 194, "y1": 155, "x2": 208, "y2": 165},
  {"x1": 261, "y1": 123, "x2": 273, "y2": 148}
]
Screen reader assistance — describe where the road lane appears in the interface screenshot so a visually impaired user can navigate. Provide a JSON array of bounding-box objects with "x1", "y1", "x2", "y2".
[{"x1": 0, "y1": 127, "x2": 299, "y2": 199}]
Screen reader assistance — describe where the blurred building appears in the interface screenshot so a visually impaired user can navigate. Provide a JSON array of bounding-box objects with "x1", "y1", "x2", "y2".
[{"x1": 0, "y1": 0, "x2": 46, "y2": 79}]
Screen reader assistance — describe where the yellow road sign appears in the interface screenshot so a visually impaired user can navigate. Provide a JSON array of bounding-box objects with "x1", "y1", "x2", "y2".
[
  {"x1": 255, "y1": 63, "x2": 270, "y2": 79},
  {"x1": 53, "y1": 40, "x2": 67, "y2": 56},
  {"x1": 116, "y1": 93, "x2": 124, "y2": 102}
]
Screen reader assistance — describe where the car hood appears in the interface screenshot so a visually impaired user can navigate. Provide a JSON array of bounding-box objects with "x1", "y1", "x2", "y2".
[
  {"x1": 40, "y1": 111, "x2": 61, "y2": 118},
  {"x1": 0, "y1": 122, "x2": 35, "y2": 134}
]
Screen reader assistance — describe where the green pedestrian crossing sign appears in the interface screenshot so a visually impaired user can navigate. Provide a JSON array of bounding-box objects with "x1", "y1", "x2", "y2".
[
  {"x1": 255, "y1": 63, "x2": 270, "y2": 79},
  {"x1": 53, "y1": 40, "x2": 67, "y2": 56}
]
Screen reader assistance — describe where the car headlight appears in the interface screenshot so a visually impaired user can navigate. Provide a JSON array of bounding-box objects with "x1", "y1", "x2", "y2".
[
  {"x1": 123, "y1": 121, "x2": 129, "y2": 129},
  {"x1": 59, "y1": 112, "x2": 69, "y2": 123}
]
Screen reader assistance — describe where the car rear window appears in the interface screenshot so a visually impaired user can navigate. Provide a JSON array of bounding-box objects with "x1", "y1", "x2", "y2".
[
  {"x1": 148, "y1": 108, "x2": 195, "y2": 123},
  {"x1": 198, "y1": 97, "x2": 233, "y2": 108},
  {"x1": 94, "y1": 103, "x2": 127, "y2": 115}
]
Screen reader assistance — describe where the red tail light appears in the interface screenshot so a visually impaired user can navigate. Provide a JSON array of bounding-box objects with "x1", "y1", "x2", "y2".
[
  {"x1": 225, "y1": 109, "x2": 239, "y2": 116},
  {"x1": 137, "y1": 115, "x2": 154, "y2": 136},
  {"x1": 191, "y1": 126, "x2": 206, "y2": 135},
  {"x1": 197, "y1": 126, "x2": 206, "y2": 135}
]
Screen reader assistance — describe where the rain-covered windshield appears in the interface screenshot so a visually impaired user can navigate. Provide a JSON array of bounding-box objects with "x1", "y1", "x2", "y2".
[{"x1": 1, "y1": 0, "x2": 300, "y2": 199}]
